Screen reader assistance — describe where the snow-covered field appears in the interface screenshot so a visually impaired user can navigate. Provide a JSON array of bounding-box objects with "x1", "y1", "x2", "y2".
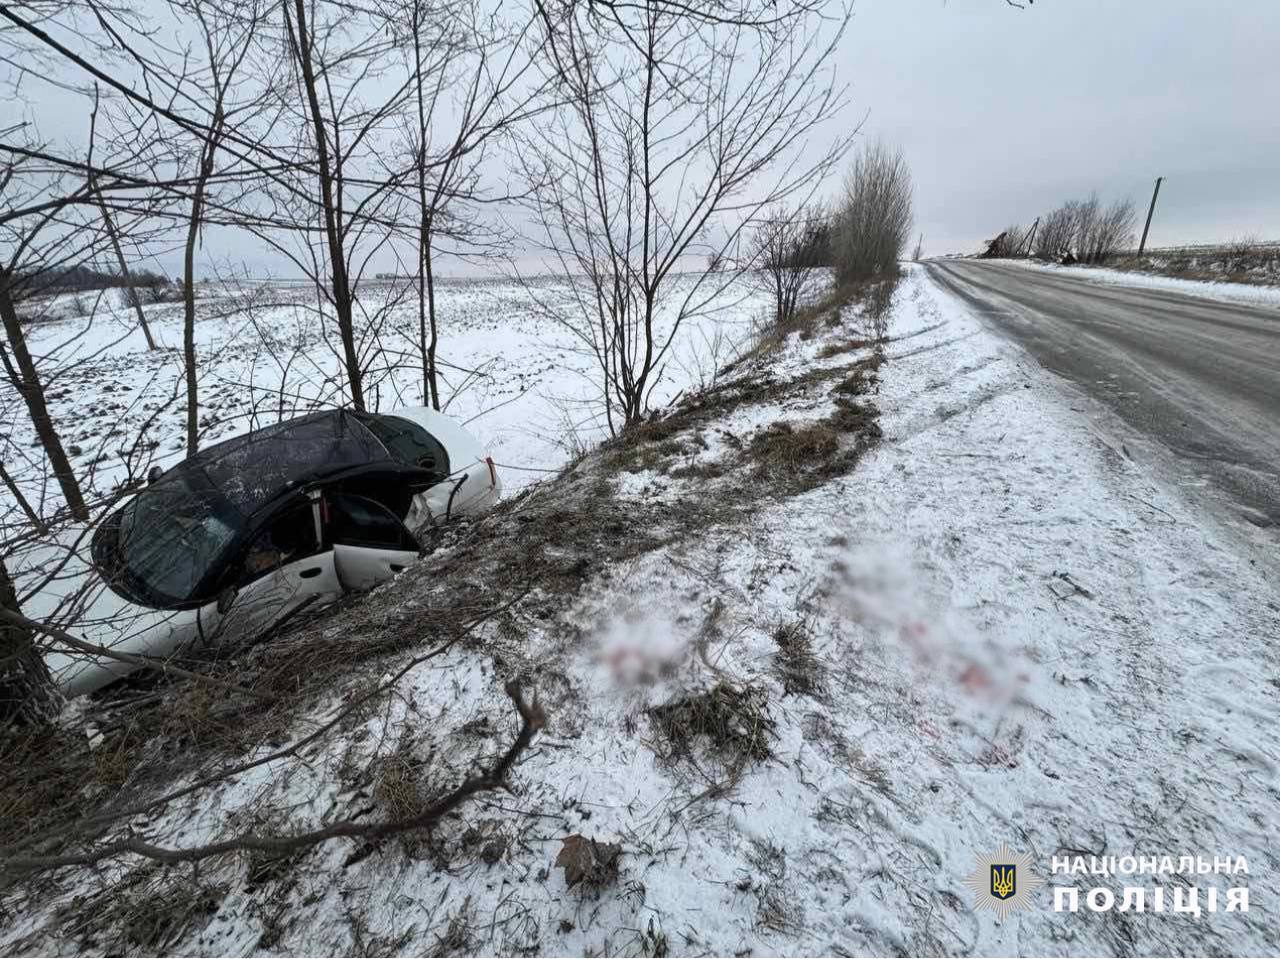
[
  {"x1": 1, "y1": 273, "x2": 767, "y2": 627},
  {"x1": 6, "y1": 266, "x2": 1277, "y2": 956},
  {"x1": 0, "y1": 274, "x2": 765, "y2": 518}
]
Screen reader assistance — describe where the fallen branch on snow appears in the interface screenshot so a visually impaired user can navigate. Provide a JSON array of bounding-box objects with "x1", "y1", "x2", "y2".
[{"x1": 1, "y1": 679, "x2": 545, "y2": 879}]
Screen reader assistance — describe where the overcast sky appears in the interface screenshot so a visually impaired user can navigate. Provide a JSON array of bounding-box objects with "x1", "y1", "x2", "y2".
[
  {"x1": 11, "y1": 0, "x2": 1279, "y2": 275},
  {"x1": 842, "y1": 0, "x2": 1280, "y2": 256}
]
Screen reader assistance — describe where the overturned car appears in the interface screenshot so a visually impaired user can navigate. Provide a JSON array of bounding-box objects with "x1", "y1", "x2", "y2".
[{"x1": 45, "y1": 406, "x2": 500, "y2": 697}]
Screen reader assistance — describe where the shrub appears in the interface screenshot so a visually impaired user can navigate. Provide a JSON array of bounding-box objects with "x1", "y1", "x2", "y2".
[
  {"x1": 751, "y1": 204, "x2": 829, "y2": 326},
  {"x1": 1033, "y1": 194, "x2": 1136, "y2": 263},
  {"x1": 831, "y1": 140, "x2": 913, "y2": 282}
]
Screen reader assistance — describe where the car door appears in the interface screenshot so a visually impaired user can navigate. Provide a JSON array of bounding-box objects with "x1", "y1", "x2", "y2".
[
  {"x1": 324, "y1": 492, "x2": 421, "y2": 591},
  {"x1": 214, "y1": 498, "x2": 342, "y2": 644}
]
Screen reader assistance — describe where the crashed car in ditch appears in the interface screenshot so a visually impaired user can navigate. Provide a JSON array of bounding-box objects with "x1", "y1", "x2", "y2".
[{"x1": 44, "y1": 406, "x2": 500, "y2": 697}]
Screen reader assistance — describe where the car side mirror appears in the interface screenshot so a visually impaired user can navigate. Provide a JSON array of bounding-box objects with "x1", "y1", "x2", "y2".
[
  {"x1": 216, "y1": 585, "x2": 238, "y2": 615},
  {"x1": 147, "y1": 466, "x2": 163, "y2": 485}
]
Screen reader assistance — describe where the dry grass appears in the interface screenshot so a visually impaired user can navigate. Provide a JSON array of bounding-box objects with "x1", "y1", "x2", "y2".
[
  {"x1": 1096, "y1": 241, "x2": 1280, "y2": 287},
  {"x1": 647, "y1": 682, "x2": 774, "y2": 770},
  {"x1": 668, "y1": 459, "x2": 728, "y2": 481},
  {"x1": 604, "y1": 375, "x2": 780, "y2": 469},
  {"x1": 833, "y1": 350, "x2": 884, "y2": 396},
  {"x1": 19, "y1": 867, "x2": 226, "y2": 955},
  {"x1": 740, "y1": 280, "x2": 874, "y2": 361},
  {"x1": 428, "y1": 905, "x2": 474, "y2": 957},
  {"x1": 828, "y1": 397, "x2": 882, "y2": 437},
  {"x1": 745, "y1": 421, "x2": 840, "y2": 475},
  {"x1": 772, "y1": 619, "x2": 824, "y2": 698},
  {"x1": 0, "y1": 724, "x2": 111, "y2": 848},
  {"x1": 111, "y1": 881, "x2": 225, "y2": 954},
  {"x1": 373, "y1": 735, "x2": 428, "y2": 823},
  {"x1": 817, "y1": 336, "x2": 873, "y2": 358},
  {"x1": 744, "y1": 838, "x2": 802, "y2": 934},
  {"x1": 739, "y1": 395, "x2": 881, "y2": 495},
  {"x1": 460, "y1": 819, "x2": 511, "y2": 867}
]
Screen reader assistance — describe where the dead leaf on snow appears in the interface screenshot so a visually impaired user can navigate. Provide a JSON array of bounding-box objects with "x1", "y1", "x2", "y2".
[{"x1": 554, "y1": 834, "x2": 622, "y2": 887}]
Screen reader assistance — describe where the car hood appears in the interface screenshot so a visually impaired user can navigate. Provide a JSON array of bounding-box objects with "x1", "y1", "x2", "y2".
[{"x1": 13, "y1": 522, "x2": 209, "y2": 696}]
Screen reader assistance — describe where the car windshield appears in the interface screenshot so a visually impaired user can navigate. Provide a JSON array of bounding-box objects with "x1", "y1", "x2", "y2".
[
  {"x1": 97, "y1": 410, "x2": 398, "y2": 607},
  {"x1": 115, "y1": 471, "x2": 241, "y2": 605}
]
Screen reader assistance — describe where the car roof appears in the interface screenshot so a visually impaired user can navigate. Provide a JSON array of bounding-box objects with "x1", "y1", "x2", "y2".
[{"x1": 158, "y1": 409, "x2": 395, "y2": 521}]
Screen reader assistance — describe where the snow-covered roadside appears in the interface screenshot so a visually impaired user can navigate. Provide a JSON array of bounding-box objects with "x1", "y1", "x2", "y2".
[
  {"x1": 525, "y1": 263, "x2": 1280, "y2": 955},
  {"x1": 7, "y1": 266, "x2": 1278, "y2": 956},
  {"x1": 792, "y1": 265, "x2": 1280, "y2": 953},
  {"x1": 992, "y1": 256, "x2": 1280, "y2": 309}
]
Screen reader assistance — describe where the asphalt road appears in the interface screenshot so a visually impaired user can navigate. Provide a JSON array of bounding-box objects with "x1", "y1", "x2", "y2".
[{"x1": 926, "y1": 260, "x2": 1280, "y2": 529}]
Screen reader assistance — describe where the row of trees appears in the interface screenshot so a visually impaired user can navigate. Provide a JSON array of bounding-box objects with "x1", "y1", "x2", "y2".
[
  {"x1": 1, "y1": 0, "x2": 864, "y2": 723},
  {"x1": 2, "y1": 0, "x2": 864, "y2": 529},
  {"x1": 0, "y1": 0, "x2": 881, "y2": 721},
  {"x1": 989, "y1": 193, "x2": 1138, "y2": 264}
]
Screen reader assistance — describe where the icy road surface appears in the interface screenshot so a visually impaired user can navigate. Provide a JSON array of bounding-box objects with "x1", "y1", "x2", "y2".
[{"x1": 927, "y1": 259, "x2": 1280, "y2": 533}]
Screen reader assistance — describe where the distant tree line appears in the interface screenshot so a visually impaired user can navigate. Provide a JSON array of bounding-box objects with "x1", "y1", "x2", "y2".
[{"x1": 10, "y1": 265, "x2": 174, "y2": 299}]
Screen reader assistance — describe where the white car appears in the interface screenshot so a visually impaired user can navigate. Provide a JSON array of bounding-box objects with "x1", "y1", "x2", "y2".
[{"x1": 43, "y1": 407, "x2": 500, "y2": 697}]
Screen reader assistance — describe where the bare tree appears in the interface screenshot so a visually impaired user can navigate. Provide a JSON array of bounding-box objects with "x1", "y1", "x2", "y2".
[
  {"x1": 981, "y1": 222, "x2": 1025, "y2": 258},
  {"x1": 1069, "y1": 194, "x2": 1099, "y2": 263},
  {"x1": 266, "y1": 0, "x2": 414, "y2": 412},
  {"x1": 1031, "y1": 193, "x2": 1135, "y2": 264},
  {"x1": 522, "y1": 0, "x2": 852, "y2": 433},
  {"x1": 0, "y1": 7, "x2": 210, "y2": 520},
  {"x1": 92, "y1": 185, "x2": 158, "y2": 351},
  {"x1": 1034, "y1": 203, "x2": 1076, "y2": 260},
  {"x1": 0, "y1": 174, "x2": 91, "y2": 521},
  {"x1": 1079, "y1": 195, "x2": 1136, "y2": 264},
  {"x1": 171, "y1": 0, "x2": 270, "y2": 456},
  {"x1": 752, "y1": 204, "x2": 828, "y2": 326},
  {"x1": 912, "y1": 232, "x2": 924, "y2": 262},
  {"x1": 397, "y1": 0, "x2": 544, "y2": 410},
  {"x1": 833, "y1": 139, "x2": 914, "y2": 281}
]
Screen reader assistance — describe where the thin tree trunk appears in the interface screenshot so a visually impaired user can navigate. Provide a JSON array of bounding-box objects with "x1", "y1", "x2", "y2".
[
  {"x1": 182, "y1": 121, "x2": 219, "y2": 457},
  {"x1": 411, "y1": 20, "x2": 441, "y2": 412},
  {"x1": 94, "y1": 185, "x2": 158, "y2": 351},
  {"x1": 0, "y1": 275, "x2": 88, "y2": 521},
  {"x1": 0, "y1": 558, "x2": 57, "y2": 727},
  {"x1": 417, "y1": 231, "x2": 429, "y2": 406},
  {"x1": 286, "y1": 0, "x2": 364, "y2": 411},
  {"x1": 181, "y1": 248, "x2": 200, "y2": 457},
  {"x1": 424, "y1": 237, "x2": 440, "y2": 410}
]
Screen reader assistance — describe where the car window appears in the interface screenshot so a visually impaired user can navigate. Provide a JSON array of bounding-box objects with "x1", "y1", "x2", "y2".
[
  {"x1": 108, "y1": 471, "x2": 242, "y2": 606},
  {"x1": 239, "y1": 502, "x2": 321, "y2": 584},
  {"x1": 325, "y1": 493, "x2": 419, "y2": 551},
  {"x1": 356, "y1": 414, "x2": 450, "y2": 477}
]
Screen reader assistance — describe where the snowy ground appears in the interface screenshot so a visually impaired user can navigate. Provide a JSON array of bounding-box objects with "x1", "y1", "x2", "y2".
[{"x1": 4, "y1": 267, "x2": 1279, "y2": 956}]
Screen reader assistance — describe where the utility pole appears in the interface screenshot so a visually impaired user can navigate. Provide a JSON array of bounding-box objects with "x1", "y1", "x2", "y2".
[
  {"x1": 1138, "y1": 176, "x2": 1163, "y2": 256},
  {"x1": 1022, "y1": 216, "x2": 1040, "y2": 256}
]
